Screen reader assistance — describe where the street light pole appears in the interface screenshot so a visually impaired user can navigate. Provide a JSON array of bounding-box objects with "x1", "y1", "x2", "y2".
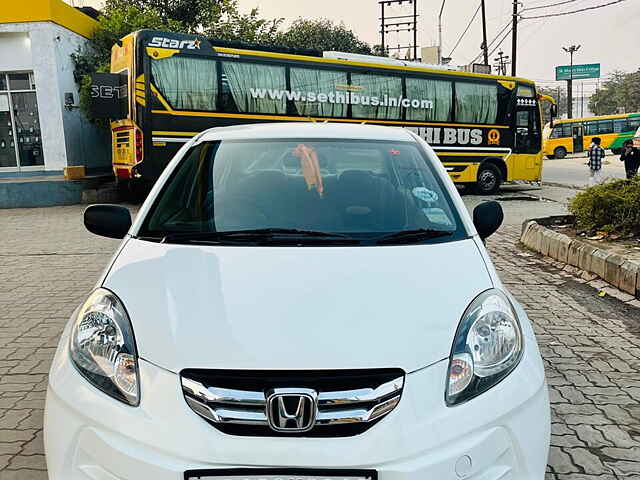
[
  {"x1": 511, "y1": 0, "x2": 518, "y2": 76},
  {"x1": 563, "y1": 44, "x2": 581, "y2": 119},
  {"x1": 438, "y1": 0, "x2": 446, "y2": 64},
  {"x1": 481, "y1": 0, "x2": 489, "y2": 65}
]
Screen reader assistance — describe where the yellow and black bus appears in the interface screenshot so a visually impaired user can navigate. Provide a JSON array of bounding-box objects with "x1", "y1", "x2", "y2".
[
  {"x1": 543, "y1": 112, "x2": 640, "y2": 159},
  {"x1": 101, "y1": 29, "x2": 555, "y2": 194}
]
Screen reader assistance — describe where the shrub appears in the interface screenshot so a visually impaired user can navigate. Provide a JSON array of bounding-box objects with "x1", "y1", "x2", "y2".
[{"x1": 569, "y1": 177, "x2": 640, "y2": 234}]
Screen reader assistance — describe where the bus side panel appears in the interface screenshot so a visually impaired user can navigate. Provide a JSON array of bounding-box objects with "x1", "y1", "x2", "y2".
[
  {"x1": 508, "y1": 153, "x2": 543, "y2": 181},
  {"x1": 543, "y1": 137, "x2": 572, "y2": 156}
]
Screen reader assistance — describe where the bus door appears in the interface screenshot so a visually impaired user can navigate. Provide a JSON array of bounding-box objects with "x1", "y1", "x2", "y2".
[{"x1": 572, "y1": 125, "x2": 584, "y2": 153}]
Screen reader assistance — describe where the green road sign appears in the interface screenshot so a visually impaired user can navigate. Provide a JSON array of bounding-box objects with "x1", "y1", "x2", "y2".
[{"x1": 555, "y1": 63, "x2": 600, "y2": 80}]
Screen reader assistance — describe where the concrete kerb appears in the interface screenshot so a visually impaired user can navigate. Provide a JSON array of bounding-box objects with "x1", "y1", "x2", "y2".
[{"x1": 519, "y1": 216, "x2": 640, "y2": 301}]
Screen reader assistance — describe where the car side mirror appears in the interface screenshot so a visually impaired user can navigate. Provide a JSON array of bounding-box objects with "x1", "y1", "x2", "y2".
[
  {"x1": 473, "y1": 201, "x2": 504, "y2": 241},
  {"x1": 84, "y1": 204, "x2": 132, "y2": 239}
]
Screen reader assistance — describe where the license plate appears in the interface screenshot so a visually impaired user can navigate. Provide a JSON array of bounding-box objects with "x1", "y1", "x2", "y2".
[{"x1": 185, "y1": 468, "x2": 377, "y2": 480}]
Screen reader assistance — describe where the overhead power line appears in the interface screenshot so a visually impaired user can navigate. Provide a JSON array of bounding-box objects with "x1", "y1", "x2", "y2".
[
  {"x1": 448, "y1": 2, "x2": 481, "y2": 57},
  {"x1": 522, "y1": 0, "x2": 626, "y2": 19},
  {"x1": 470, "y1": 20, "x2": 513, "y2": 64},
  {"x1": 522, "y1": 0, "x2": 582, "y2": 11}
]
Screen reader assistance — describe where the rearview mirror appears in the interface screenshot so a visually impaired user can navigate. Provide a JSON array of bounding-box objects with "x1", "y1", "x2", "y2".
[
  {"x1": 84, "y1": 204, "x2": 132, "y2": 239},
  {"x1": 550, "y1": 104, "x2": 558, "y2": 128},
  {"x1": 473, "y1": 201, "x2": 504, "y2": 240}
]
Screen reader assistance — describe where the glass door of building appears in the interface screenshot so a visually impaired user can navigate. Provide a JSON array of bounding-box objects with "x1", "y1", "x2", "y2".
[{"x1": 0, "y1": 72, "x2": 44, "y2": 171}]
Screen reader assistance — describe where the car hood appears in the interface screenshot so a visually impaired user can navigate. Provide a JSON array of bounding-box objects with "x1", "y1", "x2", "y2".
[{"x1": 103, "y1": 238, "x2": 493, "y2": 372}]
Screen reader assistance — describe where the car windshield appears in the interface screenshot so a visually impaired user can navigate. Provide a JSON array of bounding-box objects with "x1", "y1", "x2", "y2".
[{"x1": 139, "y1": 138, "x2": 466, "y2": 246}]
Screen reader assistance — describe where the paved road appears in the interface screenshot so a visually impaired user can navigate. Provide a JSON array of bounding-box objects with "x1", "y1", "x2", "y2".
[
  {"x1": 543, "y1": 154, "x2": 627, "y2": 188},
  {"x1": 1, "y1": 192, "x2": 639, "y2": 479}
]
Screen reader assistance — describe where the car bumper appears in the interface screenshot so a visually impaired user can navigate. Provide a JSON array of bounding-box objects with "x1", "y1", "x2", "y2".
[{"x1": 45, "y1": 332, "x2": 549, "y2": 480}]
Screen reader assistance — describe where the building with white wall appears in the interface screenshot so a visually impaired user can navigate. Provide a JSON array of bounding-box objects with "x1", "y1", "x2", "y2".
[{"x1": 0, "y1": 0, "x2": 110, "y2": 178}]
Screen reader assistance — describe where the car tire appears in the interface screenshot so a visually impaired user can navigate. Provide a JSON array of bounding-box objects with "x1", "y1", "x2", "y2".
[
  {"x1": 475, "y1": 163, "x2": 502, "y2": 195},
  {"x1": 554, "y1": 146, "x2": 567, "y2": 159}
]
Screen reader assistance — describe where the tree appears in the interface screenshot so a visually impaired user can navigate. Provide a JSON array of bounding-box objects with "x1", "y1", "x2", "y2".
[
  {"x1": 203, "y1": 3, "x2": 282, "y2": 45},
  {"x1": 588, "y1": 70, "x2": 640, "y2": 115},
  {"x1": 104, "y1": 0, "x2": 219, "y2": 32},
  {"x1": 276, "y1": 18, "x2": 374, "y2": 55}
]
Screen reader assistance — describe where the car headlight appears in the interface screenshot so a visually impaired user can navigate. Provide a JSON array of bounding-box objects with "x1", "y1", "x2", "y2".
[
  {"x1": 446, "y1": 289, "x2": 523, "y2": 406},
  {"x1": 69, "y1": 288, "x2": 140, "y2": 406}
]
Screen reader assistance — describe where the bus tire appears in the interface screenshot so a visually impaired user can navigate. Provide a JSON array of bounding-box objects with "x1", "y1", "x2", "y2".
[
  {"x1": 554, "y1": 146, "x2": 567, "y2": 159},
  {"x1": 612, "y1": 148, "x2": 622, "y2": 155},
  {"x1": 546, "y1": 154, "x2": 556, "y2": 160},
  {"x1": 475, "y1": 163, "x2": 502, "y2": 195}
]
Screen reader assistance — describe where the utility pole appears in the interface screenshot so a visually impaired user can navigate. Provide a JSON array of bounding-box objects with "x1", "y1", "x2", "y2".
[
  {"x1": 562, "y1": 44, "x2": 581, "y2": 119},
  {"x1": 481, "y1": 0, "x2": 489, "y2": 65},
  {"x1": 379, "y1": 0, "x2": 419, "y2": 60},
  {"x1": 511, "y1": 0, "x2": 518, "y2": 76},
  {"x1": 493, "y1": 50, "x2": 510, "y2": 76},
  {"x1": 438, "y1": 0, "x2": 446, "y2": 63}
]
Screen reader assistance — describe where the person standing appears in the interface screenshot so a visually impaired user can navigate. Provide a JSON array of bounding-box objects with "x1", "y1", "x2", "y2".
[
  {"x1": 587, "y1": 137, "x2": 605, "y2": 187},
  {"x1": 620, "y1": 140, "x2": 640, "y2": 179}
]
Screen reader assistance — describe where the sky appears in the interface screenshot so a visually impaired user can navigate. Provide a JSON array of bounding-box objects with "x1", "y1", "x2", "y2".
[{"x1": 76, "y1": 0, "x2": 639, "y2": 93}]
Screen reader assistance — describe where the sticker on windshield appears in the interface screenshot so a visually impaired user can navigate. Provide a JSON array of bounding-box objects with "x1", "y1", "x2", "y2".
[
  {"x1": 423, "y1": 207, "x2": 453, "y2": 226},
  {"x1": 412, "y1": 187, "x2": 438, "y2": 203}
]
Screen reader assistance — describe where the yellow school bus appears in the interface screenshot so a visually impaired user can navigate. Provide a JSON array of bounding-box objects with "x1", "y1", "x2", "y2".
[{"x1": 543, "y1": 113, "x2": 640, "y2": 159}]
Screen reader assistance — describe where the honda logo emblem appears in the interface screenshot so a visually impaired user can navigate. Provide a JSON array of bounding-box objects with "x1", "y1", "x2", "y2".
[{"x1": 266, "y1": 388, "x2": 317, "y2": 432}]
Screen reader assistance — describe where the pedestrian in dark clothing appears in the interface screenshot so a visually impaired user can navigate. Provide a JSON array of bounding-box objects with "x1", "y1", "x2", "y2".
[
  {"x1": 587, "y1": 137, "x2": 606, "y2": 186},
  {"x1": 620, "y1": 140, "x2": 640, "y2": 179}
]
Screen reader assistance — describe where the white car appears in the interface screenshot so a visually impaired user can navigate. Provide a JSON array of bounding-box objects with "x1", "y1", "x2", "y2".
[{"x1": 44, "y1": 123, "x2": 550, "y2": 480}]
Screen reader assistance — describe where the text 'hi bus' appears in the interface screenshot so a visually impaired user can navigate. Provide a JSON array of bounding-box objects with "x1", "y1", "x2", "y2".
[{"x1": 92, "y1": 30, "x2": 556, "y2": 194}]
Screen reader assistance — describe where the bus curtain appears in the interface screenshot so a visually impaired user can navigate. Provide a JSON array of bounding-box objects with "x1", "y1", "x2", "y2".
[
  {"x1": 455, "y1": 82, "x2": 498, "y2": 124},
  {"x1": 405, "y1": 78, "x2": 452, "y2": 122},
  {"x1": 151, "y1": 56, "x2": 218, "y2": 111},
  {"x1": 222, "y1": 62, "x2": 287, "y2": 114}
]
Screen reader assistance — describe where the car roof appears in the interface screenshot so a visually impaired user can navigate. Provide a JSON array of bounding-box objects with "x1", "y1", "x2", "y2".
[{"x1": 195, "y1": 122, "x2": 417, "y2": 143}]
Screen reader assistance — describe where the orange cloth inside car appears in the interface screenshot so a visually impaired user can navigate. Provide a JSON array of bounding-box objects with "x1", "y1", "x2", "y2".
[{"x1": 293, "y1": 144, "x2": 324, "y2": 196}]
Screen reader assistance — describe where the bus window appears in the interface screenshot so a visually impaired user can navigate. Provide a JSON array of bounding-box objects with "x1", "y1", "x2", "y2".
[
  {"x1": 455, "y1": 82, "x2": 498, "y2": 124},
  {"x1": 585, "y1": 122, "x2": 598, "y2": 135},
  {"x1": 598, "y1": 120, "x2": 613, "y2": 134},
  {"x1": 221, "y1": 61, "x2": 287, "y2": 114},
  {"x1": 290, "y1": 67, "x2": 348, "y2": 118},
  {"x1": 551, "y1": 124, "x2": 567, "y2": 138},
  {"x1": 517, "y1": 85, "x2": 534, "y2": 97},
  {"x1": 151, "y1": 56, "x2": 218, "y2": 111},
  {"x1": 405, "y1": 77, "x2": 452, "y2": 122},
  {"x1": 614, "y1": 118, "x2": 629, "y2": 133},
  {"x1": 350, "y1": 73, "x2": 402, "y2": 120},
  {"x1": 628, "y1": 117, "x2": 640, "y2": 131}
]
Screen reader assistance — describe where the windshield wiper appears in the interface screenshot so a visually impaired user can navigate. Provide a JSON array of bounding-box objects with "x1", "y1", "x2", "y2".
[
  {"x1": 153, "y1": 228, "x2": 354, "y2": 245},
  {"x1": 373, "y1": 228, "x2": 454, "y2": 245}
]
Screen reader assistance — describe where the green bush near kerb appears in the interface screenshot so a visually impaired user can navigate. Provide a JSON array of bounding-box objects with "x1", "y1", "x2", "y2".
[{"x1": 569, "y1": 177, "x2": 640, "y2": 235}]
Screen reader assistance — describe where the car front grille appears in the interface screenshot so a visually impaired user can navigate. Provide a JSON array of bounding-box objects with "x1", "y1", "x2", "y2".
[{"x1": 180, "y1": 369, "x2": 405, "y2": 437}]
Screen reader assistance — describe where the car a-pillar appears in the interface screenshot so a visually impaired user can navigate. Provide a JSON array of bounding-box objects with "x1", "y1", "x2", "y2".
[{"x1": 475, "y1": 158, "x2": 507, "y2": 195}]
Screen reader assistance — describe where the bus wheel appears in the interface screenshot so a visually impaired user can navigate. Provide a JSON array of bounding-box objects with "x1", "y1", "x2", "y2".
[
  {"x1": 475, "y1": 164, "x2": 502, "y2": 195},
  {"x1": 554, "y1": 146, "x2": 567, "y2": 159},
  {"x1": 612, "y1": 148, "x2": 622, "y2": 155},
  {"x1": 546, "y1": 154, "x2": 556, "y2": 160}
]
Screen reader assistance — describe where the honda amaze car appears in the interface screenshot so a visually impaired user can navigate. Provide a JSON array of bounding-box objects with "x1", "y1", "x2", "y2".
[{"x1": 44, "y1": 123, "x2": 550, "y2": 480}]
